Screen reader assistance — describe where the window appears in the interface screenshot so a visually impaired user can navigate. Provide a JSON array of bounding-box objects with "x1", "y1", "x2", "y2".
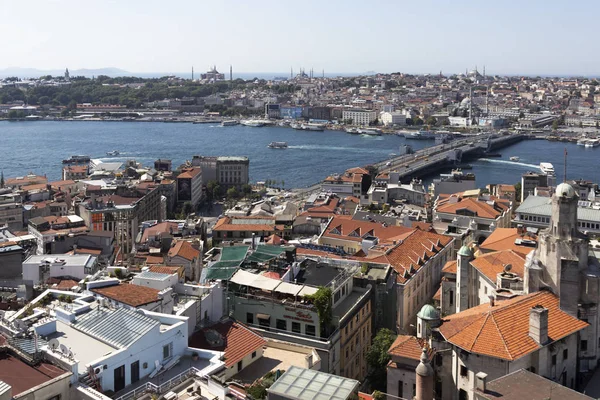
[
  {"x1": 276, "y1": 319, "x2": 287, "y2": 331},
  {"x1": 292, "y1": 322, "x2": 301, "y2": 334},
  {"x1": 398, "y1": 381, "x2": 404, "y2": 398},
  {"x1": 163, "y1": 343, "x2": 172, "y2": 360},
  {"x1": 252, "y1": 351, "x2": 257, "y2": 359},
  {"x1": 246, "y1": 313, "x2": 253, "y2": 325},
  {"x1": 306, "y1": 324, "x2": 316, "y2": 336},
  {"x1": 582, "y1": 340, "x2": 588, "y2": 351},
  {"x1": 563, "y1": 349, "x2": 568, "y2": 360},
  {"x1": 237, "y1": 360, "x2": 243, "y2": 371},
  {"x1": 460, "y1": 365, "x2": 468, "y2": 377},
  {"x1": 449, "y1": 290, "x2": 454, "y2": 306},
  {"x1": 552, "y1": 354, "x2": 557, "y2": 365}
]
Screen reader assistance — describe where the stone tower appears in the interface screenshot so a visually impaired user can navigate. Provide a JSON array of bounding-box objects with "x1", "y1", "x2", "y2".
[
  {"x1": 536, "y1": 182, "x2": 588, "y2": 316},
  {"x1": 456, "y1": 245, "x2": 473, "y2": 313},
  {"x1": 415, "y1": 348, "x2": 433, "y2": 400}
]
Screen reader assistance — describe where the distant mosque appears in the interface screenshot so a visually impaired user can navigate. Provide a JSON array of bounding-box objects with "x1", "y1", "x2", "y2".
[{"x1": 200, "y1": 66, "x2": 225, "y2": 81}]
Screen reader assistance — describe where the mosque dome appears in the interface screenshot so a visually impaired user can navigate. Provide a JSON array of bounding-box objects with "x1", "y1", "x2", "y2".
[{"x1": 555, "y1": 182, "x2": 576, "y2": 198}]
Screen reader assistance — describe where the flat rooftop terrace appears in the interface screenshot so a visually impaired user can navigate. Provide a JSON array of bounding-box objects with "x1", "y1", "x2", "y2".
[
  {"x1": 295, "y1": 261, "x2": 343, "y2": 287},
  {"x1": 232, "y1": 345, "x2": 312, "y2": 384},
  {"x1": 0, "y1": 350, "x2": 68, "y2": 395}
]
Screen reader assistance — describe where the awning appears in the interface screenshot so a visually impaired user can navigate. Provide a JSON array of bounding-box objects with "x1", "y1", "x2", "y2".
[{"x1": 256, "y1": 313, "x2": 271, "y2": 320}]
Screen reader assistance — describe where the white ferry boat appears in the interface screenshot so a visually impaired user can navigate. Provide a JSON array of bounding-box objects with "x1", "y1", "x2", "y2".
[
  {"x1": 241, "y1": 119, "x2": 265, "y2": 127},
  {"x1": 268, "y1": 142, "x2": 288, "y2": 149},
  {"x1": 221, "y1": 120, "x2": 239, "y2": 126},
  {"x1": 405, "y1": 130, "x2": 435, "y2": 140},
  {"x1": 540, "y1": 162, "x2": 555, "y2": 175},
  {"x1": 106, "y1": 150, "x2": 120, "y2": 156}
]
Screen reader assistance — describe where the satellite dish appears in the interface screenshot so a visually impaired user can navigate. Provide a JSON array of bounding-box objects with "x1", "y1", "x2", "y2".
[
  {"x1": 48, "y1": 338, "x2": 60, "y2": 351},
  {"x1": 59, "y1": 343, "x2": 69, "y2": 355}
]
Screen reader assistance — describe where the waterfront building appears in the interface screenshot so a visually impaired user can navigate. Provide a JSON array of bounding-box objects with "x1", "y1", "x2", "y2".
[
  {"x1": 368, "y1": 177, "x2": 427, "y2": 207},
  {"x1": 380, "y1": 111, "x2": 407, "y2": 126},
  {"x1": 191, "y1": 155, "x2": 217, "y2": 182},
  {"x1": 217, "y1": 156, "x2": 249, "y2": 190},
  {"x1": 342, "y1": 108, "x2": 377, "y2": 126},
  {"x1": 322, "y1": 167, "x2": 372, "y2": 200},
  {"x1": 177, "y1": 167, "x2": 203, "y2": 206},
  {"x1": 280, "y1": 106, "x2": 304, "y2": 119},
  {"x1": 265, "y1": 103, "x2": 281, "y2": 118}
]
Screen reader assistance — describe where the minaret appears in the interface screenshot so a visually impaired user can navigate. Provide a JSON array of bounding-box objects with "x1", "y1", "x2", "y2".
[
  {"x1": 230, "y1": 65, "x2": 232, "y2": 81},
  {"x1": 415, "y1": 349, "x2": 433, "y2": 400},
  {"x1": 290, "y1": 67, "x2": 293, "y2": 79},
  {"x1": 468, "y1": 86, "x2": 473, "y2": 124},
  {"x1": 485, "y1": 86, "x2": 489, "y2": 115},
  {"x1": 483, "y1": 65, "x2": 486, "y2": 79},
  {"x1": 192, "y1": 66, "x2": 194, "y2": 81}
]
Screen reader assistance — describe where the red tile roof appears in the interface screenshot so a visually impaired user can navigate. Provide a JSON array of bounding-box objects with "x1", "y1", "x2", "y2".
[
  {"x1": 438, "y1": 291, "x2": 588, "y2": 360},
  {"x1": 189, "y1": 320, "x2": 266, "y2": 368},
  {"x1": 178, "y1": 167, "x2": 202, "y2": 179},
  {"x1": 0, "y1": 351, "x2": 67, "y2": 395},
  {"x1": 480, "y1": 228, "x2": 538, "y2": 257},
  {"x1": 436, "y1": 194, "x2": 510, "y2": 220},
  {"x1": 380, "y1": 230, "x2": 453, "y2": 284},
  {"x1": 92, "y1": 283, "x2": 160, "y2": 307},
  {"x1": 213, "y1": 216, "x2": 277, "y2": 232},
  {"x1": 322, "y1": 217, "x2": 413, "y2": 244},
  {"x1": 168, "y1": 240, "x2": 200, "y2": 261},
  {"x1": 388, "y1": 335, "x2": 427, "y2": 361},
  {"x1": 470, "y1": 250, "x2": 525, "y2": 283}
]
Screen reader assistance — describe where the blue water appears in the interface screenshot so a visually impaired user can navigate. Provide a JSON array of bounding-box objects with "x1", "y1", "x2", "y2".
[{"x1": 0, "y1": 121, "x2": 597, "y2": 188}]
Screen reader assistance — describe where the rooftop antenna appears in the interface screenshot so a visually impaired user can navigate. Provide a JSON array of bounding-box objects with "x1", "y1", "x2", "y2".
[{"x1": 564, "y1": 148, "x2": 568, "y2": 183}]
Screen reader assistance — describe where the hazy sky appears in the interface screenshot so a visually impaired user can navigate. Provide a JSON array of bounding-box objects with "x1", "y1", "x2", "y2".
[{"x1": 1, "y1": 0, "x2": 598, "y2": 75}]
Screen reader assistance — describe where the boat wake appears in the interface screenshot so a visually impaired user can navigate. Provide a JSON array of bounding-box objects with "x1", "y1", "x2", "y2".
[
  {"x1": 288, "y1": 145, "x2": 386, "y2": 153},
  {"x1": 479, "y1": 158, "x2": 540, "y2": 170}
]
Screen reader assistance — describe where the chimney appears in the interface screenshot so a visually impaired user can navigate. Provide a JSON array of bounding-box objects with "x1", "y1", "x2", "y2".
[
  {"x1": 488, "y1": 294, "x2": 495, "y2": 307},
  {"x1": 529, "y1": 305, "x2": 549, "y2": 345},
  {"x1": 475, "y1": 372, "x2": 487, "y2": 392}
]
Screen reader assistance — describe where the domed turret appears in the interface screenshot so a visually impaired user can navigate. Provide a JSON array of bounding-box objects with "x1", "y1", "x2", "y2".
[
  {"x1": 417, "y1": 304, "x2": 440, "y2": 321},
  {"x1": 555, "y1": 182, "x2": 576, "y2": 198},
  {"x1": 458, "y1": 245, "x2": 473, "y2": 257}
]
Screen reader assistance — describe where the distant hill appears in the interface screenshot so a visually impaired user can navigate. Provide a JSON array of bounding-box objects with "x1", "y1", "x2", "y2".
[{"x1": 0, "y1": 67, "x2": 131, "y2": 78}]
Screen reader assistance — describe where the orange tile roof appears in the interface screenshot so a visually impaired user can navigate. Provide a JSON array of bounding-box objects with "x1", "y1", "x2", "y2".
[
  {"x1": 322, "y1": 217, "x2": 413, "y2": 244},
  {"x1": 480, "y1": 228, "x2": 538, "y2": 257},
  {"x1": 436, "y1": 195, "x2": 510, "y2": 220},
  {"x1": 141, "y1": 221, "x2": 180, "y2": 243},
  {"x1": 438, "y1": 291, "x2": 588, "y2": 361},
  {"x1": 168, "y1": 240, "x2": 200, "y2": 261},
  {"x1": 149, "y1": 265, "x2": 183, "y2": 275},
  {"x1": 189, "y1": 320, "x2": 266, "y2": 368},
  {"x1": 213, "y1": 216, "x2": 276, "y2": 232},
  {"x1": 92, "y1": 283, "x2": 160, "y2": 307},
  {"x1": 178, "y1": 167, "x2": 201, "y2": 179},
  {"x1": 145, "y1": 255, "x2": 165, "y2": 264},
  {"x1": 442, "y1": 260, "x2": 457, "y2": 274},
  {"x1": 433, "y1": 286, "x2": 442, "y2": 301},
  {"x1": 470, "y1": 250, "x2": 525, "y2": 283},
  {"x1": 382, "y1": 230, "x2": 453, "y2": 284},
  {"x1": 388, "y1": 335, "x2": 427, "y2": 361}
]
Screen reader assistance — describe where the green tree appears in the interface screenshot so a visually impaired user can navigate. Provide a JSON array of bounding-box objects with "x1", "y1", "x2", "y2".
[
  {"x1": 182, "y1": 201, "x2": 194, "y2": 216},
  {"x1": 426, "y1": 116, "x2": 437, "y2": 126},
  {"x1": 227, "y1": 187, "x2": 239, "y2": 200},
  {"x1": 552, "y1": 119, "x2": 559, "y2": 131},
  {"x1": 514, "y1": 182, "x2": 522, "y2": 203},
  {"x1": 366, "y1": 328, "x2": 396, "y2": 391},
  {"x1": 413, "y1": 117, "x2": 424, "y2": 126},
  {"x1": 241, "y1": 184, "x2": 252, "y2": 199},
  {"x1": 207, "y1": 180, "x2": 221, "y2": 200}
]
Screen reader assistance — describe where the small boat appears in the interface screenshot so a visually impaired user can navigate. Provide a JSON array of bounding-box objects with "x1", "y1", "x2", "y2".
[
  {"x1": 577, "y1": 138, "x2": 588, "y2": 146},
  {"x1": 345, "y1": 127, "x2": 360, "y2": 134},
  {"x1": 221, "y1": 120, "x2": 239, "y2": 126},
  {"x1": 291, "y1": 123, "x2": 304, "y2": 130},
  {"x1": 303, "y1": 123, "x2": 325, "y2": 131},
  {"x1": 106, "y1": 150, "x2": 120, "y2": 156},
  {"x1": 268, "y1": 142, "x2": 288, "y2": 149},
  {"x1": 509, "y1": 156, "x2": 520, "y2": 162},
  {"x1": 585, "y1": 139, "x2": 600, "y2": 148},
  {"x1": 62, "y1": 155, "x2": 91, "y2": 164},
  {"x1": 358, "y1": 129, "x2": 382, "y2": 136}
]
